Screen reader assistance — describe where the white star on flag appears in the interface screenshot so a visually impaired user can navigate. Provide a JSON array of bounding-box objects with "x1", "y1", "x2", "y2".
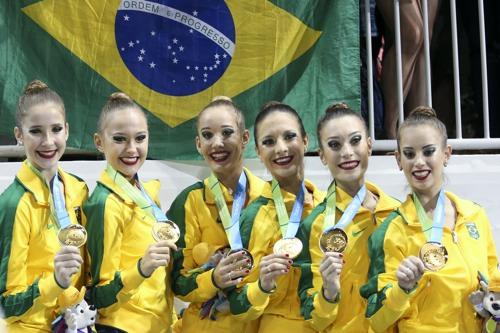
[
  {"x1": 149, "y1": 62, "x2": 156, "y2": 68},
  {"x1": 173, "y1": 58, "x2": 178, "y2": 64},
  {"x1": 128, "y1": 41, "x2": 134, "y2": 47},
  {"x1": 140, "y1": 49, "x2": 146, "y2": 54},
  {"x1": 193, "y1": 10, "x2": 198, "y2": 16},
  {"x1": 179, "y1": 46, "x2": 184, "y2": 51},
  {"x1": 150, "y1": 31, "x2": 156, "y2": 36},
  {"x1": 138, "y1": 55, "x2": 143, "y2": 61},
  {"x1": 190, "y1": 76, "x2": 195, "y2": 81},
  {"x1": 173, "y1": 38, "x2": 178, "y2": 44},
  {"x1": 124, "y1": 15, "x2": 129, "y2": 21}
]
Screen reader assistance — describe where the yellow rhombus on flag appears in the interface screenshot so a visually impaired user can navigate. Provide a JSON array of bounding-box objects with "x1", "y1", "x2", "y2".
[{"x1": 22, "y1": 0, "x2": 321, "y2": 128}]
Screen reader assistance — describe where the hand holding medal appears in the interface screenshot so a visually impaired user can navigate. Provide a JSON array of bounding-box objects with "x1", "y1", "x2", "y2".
[
  {"x1": 396, "y1": 256, "x2": 426, "y2": 291},
  {"x1": 320, "y1": 252, "x2": 344, "y2": 301},
  {"x1": 209, "y1": 172, "x2": 253, "y2": 289},
  {"x1": 213, "y1": 250, "x2": 253, "y2": 288},
  {"x1": 258, "y1": 253, "x2": 293, "y2": 292}
]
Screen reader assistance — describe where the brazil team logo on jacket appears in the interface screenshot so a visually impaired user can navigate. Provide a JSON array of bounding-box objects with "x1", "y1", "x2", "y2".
[
  {"x1": 115, "y1": 0, "x2": 235, "y2": 96},
  {"x1": 466, "y1": 223, "x2": 480, "y2": 240}
]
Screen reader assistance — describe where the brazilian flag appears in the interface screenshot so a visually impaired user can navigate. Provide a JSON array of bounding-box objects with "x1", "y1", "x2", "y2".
[{"x1": 0, "y1": 0, "x2": 360, "y2": 160}]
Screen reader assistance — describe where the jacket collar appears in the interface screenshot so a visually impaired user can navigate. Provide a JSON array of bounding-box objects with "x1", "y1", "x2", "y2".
[
  {"x1": 398, "y1": 191, "x2": 480, "y2": 226},
  {"x1": 261, "y1": 179, "x2": 325, "y2": 208},
  {"x1": 16, "y1": 160, "x2": 83, "y2": 206},
  {"x1": 334, "y1": 181, "x2": 400, "y2": 214},
  {"x1": 97, "y1": 170, "x2": 161, "y2": 205},
  {"x1": 204, "y1": 167, "x2": 267, "y2": 205}
]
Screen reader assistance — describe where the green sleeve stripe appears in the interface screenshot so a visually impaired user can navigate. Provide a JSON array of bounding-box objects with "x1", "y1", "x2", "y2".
[
  {"x1": 296, "y1": 202, "x2": 326, "y2": 320},
  {"x1": 87, "y1": 271, "x2": 124, "y2": 309},
  {"x1": 0, "y1": 179, "x2": 43, "y2": 317},
  {"x1": 167, "y1": 182, "x2": 205, "y2": 296},
  {"x1": 228, "y1": 197, "x2": 270, "y2": 315},
  {"x1": 239, "y1": 196, "x2": 269, "y2": 250},
  {"x1": 84, "y1": 183, "x2": 125, "y2": 307},
  {"x1": 360, "y1": 211, "x2": 399, "y2": 318}
]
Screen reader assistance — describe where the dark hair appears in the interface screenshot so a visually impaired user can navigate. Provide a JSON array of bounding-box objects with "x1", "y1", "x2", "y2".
[
  {"x1": 16, "y1": 80, "x2": 65, "y2": 127},
  {"x1": 253, "y1": 101, "x2": 307, "y2": 146},
  {"x1": 397, "y1": 106, "x2": 447, "y2": 150},
  {"x1": 98, "y1": 92, "x2": 146, "y2": 133},
  {"x1": 316, "y1": 102, "x2": 368, "y2": 149},
  {"x1": 196, "y1": 96, "x2": 245, "y2": 132}
]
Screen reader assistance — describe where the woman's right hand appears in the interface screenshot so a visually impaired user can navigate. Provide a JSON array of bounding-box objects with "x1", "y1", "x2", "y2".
[
  {"x1": 212, "y1": 250, "x2": 252, "y2": 289},
  {"x1": 320, "y1": 252, "x2": 343, "y2": 301},
  {"x1": 139, "y1": 240, "x2": 177, "y2": 277},
  {"x1": 396, "y1": 256, "x2": 425, "y2": 291},
  {"x1": 54, "y1": 246, "x2": 83, "y2": 289},
  {"x1": 258, "y1": 253, "x2": 291, "y2": 292}
]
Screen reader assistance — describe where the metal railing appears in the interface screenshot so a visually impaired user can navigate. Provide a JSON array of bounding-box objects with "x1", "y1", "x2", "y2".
[{"x1": 364, "y1": 0, "x2": 500, "y2": 151}]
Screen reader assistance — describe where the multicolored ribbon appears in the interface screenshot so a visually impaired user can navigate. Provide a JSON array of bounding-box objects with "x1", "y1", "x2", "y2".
[
  {"x1": 105, "y1": 164, "x2": 166, "y2": 222},
  {"x1": 413, "y1": 188, "x2": 446, "y2": 242},
  {"x1": 322, "y1": 181, "x2": 366, "y2": 232},
  {"x1": 26, "y1": 161, "x2": 70, "y2": 230},
  {"x1": 271, "y1": 179, "x2": 305, "y2": 238},
  {"x1": 207, "y1": 172, "x2": 247, "y2": 250}
]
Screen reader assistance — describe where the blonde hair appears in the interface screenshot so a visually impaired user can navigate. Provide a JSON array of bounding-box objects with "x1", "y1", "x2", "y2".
[
  {"x1": 196, "y1": 96, "x2": 245, "y2": 132},
  {"x1": 16, "y1": 80, "x2": 65, "y2": 127},
  {"x1": 97, "y1": 92, "x2": 147, "y2": 133}
]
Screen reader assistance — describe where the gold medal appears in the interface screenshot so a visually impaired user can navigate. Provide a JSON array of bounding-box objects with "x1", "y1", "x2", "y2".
[
  {"x1": 419, "y1": 242, "x2": 448, "y2": 271},
  {"x1": 152, "y1": 220, "x2": 180, "y2": 243},
  {"x1": 273, "y1": 237, "x2": 303, "y2": 259},
  {"x1": 58, "y1": 224, "x2": 87, "y2": 248},
  {"x1": 226, "y1": 248, "x2": 254, "y2": 272},
  {"x1": 319, "y1": 228, "x2": 348, "y2": 253}
]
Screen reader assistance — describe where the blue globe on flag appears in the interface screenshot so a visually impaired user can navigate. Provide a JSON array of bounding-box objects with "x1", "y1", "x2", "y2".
[{"x1": 115, "y1": 0, "x2": 235, "y2": 96}]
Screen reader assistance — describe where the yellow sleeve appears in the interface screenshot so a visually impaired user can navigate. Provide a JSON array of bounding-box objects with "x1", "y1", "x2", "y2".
[
  {"x1": 1, "y1": 199, "x2": 64, "y2": 322},
  {"x1": 169, "y1": 184, "x2": 219, "y2": 303},
  {"x1": 363, "y1": 220, "x2": 414, "y2": 333},
  {"x1": 85, "y1": 193, "x2": 146, "y2": 312}
]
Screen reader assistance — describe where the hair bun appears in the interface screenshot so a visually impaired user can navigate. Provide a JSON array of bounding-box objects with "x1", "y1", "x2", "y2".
[
  {"x1": 408, "y1": 106, "x2": 437, "y2": 118},
  {"x1": 211, "y1": 95, "x2": 232, "y2": 103},
  {"x1": 23, "y1": 80, "x2": 48, "y2": 94},
  {"x1": 325, "y1": 102, "x2": 350, "y2": 114},
  {"x1": 109, "y1": 92, "x2": 133, "y2": 102}
]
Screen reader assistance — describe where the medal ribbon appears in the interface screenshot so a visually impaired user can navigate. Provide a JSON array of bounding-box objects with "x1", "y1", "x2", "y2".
[
  {"x1": 26, "y1": 161, "x2": 71, "y2": 230},
  {"x1": 322, "y1": 181, "x2": 366, "y2": 232},
  {"x1": 413, "y1": 188, "x2": 446, "y2": 242},
  {"x1": 271, "y1": 179, "x2": 305, "y2": 238},
  {"x1": 207, "y1": 172, "x2": 247, "y2": 250},
  {"x1": 105, "y1": 164, "x2": 165, "y2": 222}
]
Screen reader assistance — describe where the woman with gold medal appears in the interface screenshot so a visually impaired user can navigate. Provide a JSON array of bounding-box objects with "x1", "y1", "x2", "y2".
[
  {"x1": 295, "y1": 103, "x2": 400, "y2": 332},
  {"x1": 361, "y1": 107, "x2": 499, "y2": 333},
  {"x1": 85, "y1": 93, "x2": 177, "y2": 333},
  {"x1": 226, "y1": 102, "x2": 325, "y2": 333},
  {"x1": 168, "y1": 97, "x2": 267, "y2": 333},
  {"x1": 0, "y1": 80, "x2": 88, "y2": 332}
]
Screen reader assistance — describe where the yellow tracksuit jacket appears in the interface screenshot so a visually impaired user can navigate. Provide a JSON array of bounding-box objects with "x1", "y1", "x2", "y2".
[
  {"x1": 228, "y1": 180, "x2": 325, "y2": 333},
  {"x1": 0, "y1": 161, "x2": 88, "y2": 332},
  {"x1": 297, "y1": 181, "x2": 400, "y2": 332},
  {"x1": 84, "y1": 170, "x2": 174, "y2": 333},
  {"x1": 360, "y1": 191, "x2": 499, "y2": 333},
  {"x1": 168, "y1": 168, "x2": 267, "y2": 333}
]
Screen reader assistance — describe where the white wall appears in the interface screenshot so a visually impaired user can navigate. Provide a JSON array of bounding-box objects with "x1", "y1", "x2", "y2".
[{"x1": 1, "y1": 155, "x2": 500, "y2": 253}]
